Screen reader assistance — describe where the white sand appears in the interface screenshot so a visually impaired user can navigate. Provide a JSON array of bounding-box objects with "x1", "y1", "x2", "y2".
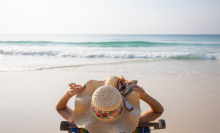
[{"x1": 0, "y1": 71, "x2": 220, "y2": 133}]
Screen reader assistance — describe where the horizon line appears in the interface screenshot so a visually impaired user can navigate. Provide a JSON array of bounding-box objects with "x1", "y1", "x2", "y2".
[{"x1": 0, "y1": 34, "x2": 220, "y2": 35}]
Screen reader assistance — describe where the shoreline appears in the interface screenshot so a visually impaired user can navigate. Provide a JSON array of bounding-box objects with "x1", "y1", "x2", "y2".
[{"x1": 1, "y1": 69, "x2": 220, "y2": 77}]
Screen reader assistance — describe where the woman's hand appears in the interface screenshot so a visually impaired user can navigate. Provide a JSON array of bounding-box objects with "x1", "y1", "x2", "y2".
[
  {"x1": 68, "y1": 83, "x2": 85, "y2": 96},
  {"x1": 131, "y1": 85, "x2": 148, "y2": 100},
  {"x1": 132, "y1": 85, "x2": 164, "y2": 123},
  {"x1": 55, "y1": 83, "x2": 85, "y2": 123}
]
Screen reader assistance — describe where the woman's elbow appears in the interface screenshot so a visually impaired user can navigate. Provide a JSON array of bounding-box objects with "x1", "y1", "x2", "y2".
[
  {"x1": 158, "y1": 106, "x2": 164, "y2": 114},
  {"x1": 154, "y1": 106, "x2": 164, "y2": 114},
  {"x1": 55, "y1": 103, "x2": 65, "y2": 111}
]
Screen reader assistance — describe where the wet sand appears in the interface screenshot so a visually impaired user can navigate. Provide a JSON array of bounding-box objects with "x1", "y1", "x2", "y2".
[{"x1": 0, "y1": 71, "x2": 220, "y2": 133}]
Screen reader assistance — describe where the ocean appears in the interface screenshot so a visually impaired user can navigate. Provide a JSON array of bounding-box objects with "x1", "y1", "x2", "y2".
[{"x1": 0, "y1": 34, "x2": 220, "y2": 76}]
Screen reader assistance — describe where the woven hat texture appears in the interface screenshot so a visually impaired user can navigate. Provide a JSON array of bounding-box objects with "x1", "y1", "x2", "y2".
[
  {"x1": 73, "y1": 76, "x2": 141, "y2": 133},
  {"x1": 92, "y1": 85, "x2": 122, "y2": 111}
]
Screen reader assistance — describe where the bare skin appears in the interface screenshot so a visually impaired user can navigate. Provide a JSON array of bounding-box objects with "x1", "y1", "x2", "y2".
[{"x1": 55, "y1": 83, "x2": 164, "y2": 123}]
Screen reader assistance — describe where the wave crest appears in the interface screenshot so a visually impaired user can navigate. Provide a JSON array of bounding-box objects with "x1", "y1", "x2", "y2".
[{"x1": 0, "y1": 49, "x2": 219, "y2": 60}]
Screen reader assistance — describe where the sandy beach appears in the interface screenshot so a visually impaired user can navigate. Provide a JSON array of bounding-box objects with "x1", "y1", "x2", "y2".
[{"x1": 0, "y1": 71, "x2": 219, "y2": 133}]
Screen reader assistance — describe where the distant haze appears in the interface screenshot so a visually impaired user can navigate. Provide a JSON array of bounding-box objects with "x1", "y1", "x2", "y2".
[{"x1": 0, "y1": 0, "x2": 220, "y2": 34}]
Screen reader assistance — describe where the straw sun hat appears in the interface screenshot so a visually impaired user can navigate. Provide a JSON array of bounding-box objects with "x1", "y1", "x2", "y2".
[{"x1": 73, "y1": 76, "x2": 141, "y2": 133}]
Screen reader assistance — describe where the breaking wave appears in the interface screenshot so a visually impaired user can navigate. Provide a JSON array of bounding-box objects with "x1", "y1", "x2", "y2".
[{"x1": 0, "y1": 49, "x2": 219, "y2": 60}]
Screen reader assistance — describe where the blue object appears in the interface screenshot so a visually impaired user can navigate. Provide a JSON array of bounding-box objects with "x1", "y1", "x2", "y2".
[
  {"x1": 144, "y1": 127, "x2": 150, "y2": 133},
  {"x1": 72, "y1": 128, "x2": 77, "y2": 133}
]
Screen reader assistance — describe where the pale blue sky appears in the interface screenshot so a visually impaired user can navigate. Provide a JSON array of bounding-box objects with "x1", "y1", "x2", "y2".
[{"x1": 0, "y1": 0, "x2": 219, "y2": 34}]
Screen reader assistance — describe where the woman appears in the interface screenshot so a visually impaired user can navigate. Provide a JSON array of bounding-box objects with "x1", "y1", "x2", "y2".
[{"x1": 55, "y1": 82, "x2": 164, "y2": 123}]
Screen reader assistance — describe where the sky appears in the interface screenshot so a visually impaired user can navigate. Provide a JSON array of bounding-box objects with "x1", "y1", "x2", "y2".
[{"x1": 0, "y1": 0, "x2": 220, "y2": 34}]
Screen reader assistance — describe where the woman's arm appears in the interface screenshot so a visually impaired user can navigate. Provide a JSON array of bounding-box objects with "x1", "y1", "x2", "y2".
[
  {"x1": 55, "y1": 83, "x2": 85, "y2": 123},
  {"x1": 132, "y1": 86, "x2": 164, "y2": 123}
]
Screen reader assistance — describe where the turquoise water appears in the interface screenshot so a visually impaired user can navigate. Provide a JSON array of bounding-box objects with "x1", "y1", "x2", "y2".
[{"x1": 0, "y1": 34, "x2": 220, "y2": 76}]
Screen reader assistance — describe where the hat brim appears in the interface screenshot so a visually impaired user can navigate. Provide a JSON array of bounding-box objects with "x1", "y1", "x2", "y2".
[{"x1": 73, "y1": 80, "x2": 141, "y2": 133}]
